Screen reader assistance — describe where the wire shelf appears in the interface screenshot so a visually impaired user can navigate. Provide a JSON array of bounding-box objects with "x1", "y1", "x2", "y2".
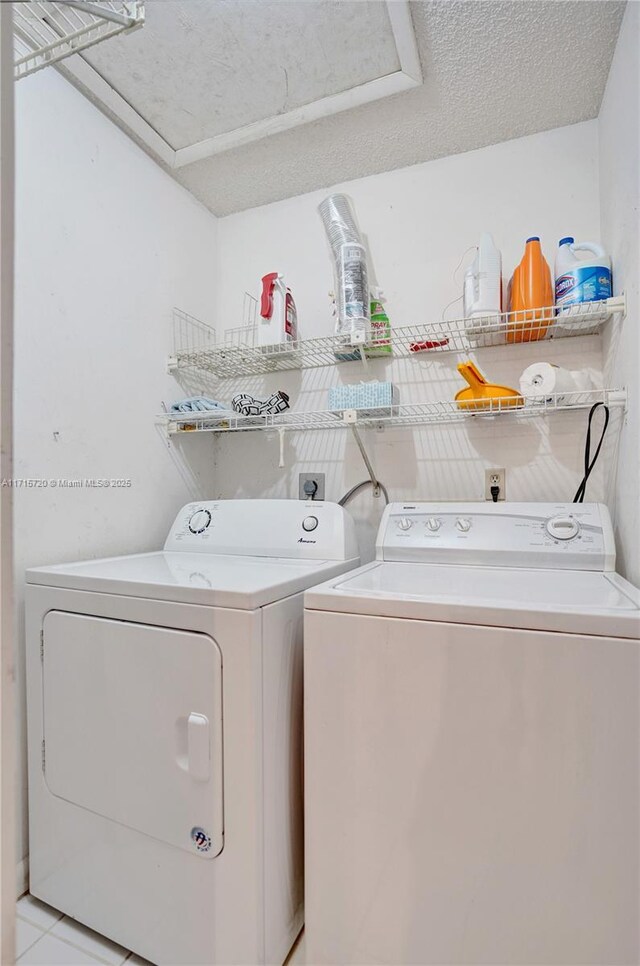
[
  {"x1": 14, "y1": 1, "x2": 144, "y2": 80},
  {"x1": 167, "y1": 296, "x2": 625, "y2": 380},
  {"x1": 160, "y1": 388, "x2": 626, "y2": 436}
]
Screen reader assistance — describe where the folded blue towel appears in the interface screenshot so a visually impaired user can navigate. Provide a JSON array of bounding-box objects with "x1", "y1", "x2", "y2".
[{"x1": 170, "y1": 397, "x2": 229, "y2": 413}]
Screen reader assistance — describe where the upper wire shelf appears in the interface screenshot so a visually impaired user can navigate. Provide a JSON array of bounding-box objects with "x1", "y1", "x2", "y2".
[
  {"x1": 13, "y1": 1, "x2": 144, "y2": 80},
  {"x1": 159, "y1": 388, "x2": 626, "y2": 437},
  {"x1": 168, "y1": 296, "x2": 625, "y2": 381}
]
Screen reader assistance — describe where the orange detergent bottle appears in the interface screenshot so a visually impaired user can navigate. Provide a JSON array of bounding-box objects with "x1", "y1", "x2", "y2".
[{"x1": 507, "y1": 236, "x2": 554, "y2": 343}]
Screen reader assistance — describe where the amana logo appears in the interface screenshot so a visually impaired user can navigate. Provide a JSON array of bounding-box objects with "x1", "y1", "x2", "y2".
[{"x1": 298, "y1": 537, "x2": 317, "y2": 544}]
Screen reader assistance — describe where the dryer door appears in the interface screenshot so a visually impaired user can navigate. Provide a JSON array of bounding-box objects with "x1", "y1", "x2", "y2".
[{"x1": 42, "y1": 611, "x2": 223, "y2": 858}]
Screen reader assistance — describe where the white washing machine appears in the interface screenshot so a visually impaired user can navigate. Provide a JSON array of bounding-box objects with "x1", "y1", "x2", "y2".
[
  {"x1": 26, "y1": 499, "x2": 359, "y2": 966},
  {"x1": 304, "y1": 502, "x2": 640, "y2": 966}
]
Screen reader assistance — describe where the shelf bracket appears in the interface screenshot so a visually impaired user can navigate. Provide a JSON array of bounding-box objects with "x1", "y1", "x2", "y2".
[
  {"x1": 343, "y1": 411, "x2": 380, "y2": 497},
  {"x1": 613, "y1": 292, "x2": 627, "y2": 318}
]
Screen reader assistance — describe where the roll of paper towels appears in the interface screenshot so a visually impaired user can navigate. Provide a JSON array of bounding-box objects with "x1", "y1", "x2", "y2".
[{"x1": 519, "y1": 363, "x2": 593, "y2": 404}]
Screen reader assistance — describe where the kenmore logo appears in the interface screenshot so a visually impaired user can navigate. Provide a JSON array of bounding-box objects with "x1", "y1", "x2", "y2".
[{"x1": 298, "y1": 537, "x2": 317, "y2": 544}]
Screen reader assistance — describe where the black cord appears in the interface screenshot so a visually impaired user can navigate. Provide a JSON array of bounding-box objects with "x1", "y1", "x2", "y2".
[{"x1": 573, "y1": 402, "x2": 610, "y2": 503}]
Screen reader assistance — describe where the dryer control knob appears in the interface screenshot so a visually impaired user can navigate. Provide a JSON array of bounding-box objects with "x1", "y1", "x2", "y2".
[
  {"x1": 455, "y1": 517, "x2": 472, "y2": 532},
  {"x1": 302, "y1": 515, "x2": 319, "y2": 532},
  {"x1": 426, "y1": 517, "x2": 441, "y2": 532},
  {"x1": 546, "y1": 515, "x2": 580, "y2": 540},
  {"x1": 188, "y1": 509, "x2": 212, "y2": 534},
  {"x1": 397, "y1": 517, "x2": 413, "y2": 531}
]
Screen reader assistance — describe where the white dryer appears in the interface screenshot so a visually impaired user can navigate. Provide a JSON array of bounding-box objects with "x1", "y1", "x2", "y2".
[
  {"x1": 304, "y1": 502, "x2": 640, "y2": 966},
  {"x1": 26, "y1": 499, "x2": 359, "y2": 966}
]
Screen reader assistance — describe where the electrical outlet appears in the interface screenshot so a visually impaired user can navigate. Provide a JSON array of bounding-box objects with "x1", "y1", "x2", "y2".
[
  {"x1": 299, "y1": 472, "x2": 325, "y2": 501},
  {"x1": 485, "y1": 468, "x2": 506, "y2": 501}
]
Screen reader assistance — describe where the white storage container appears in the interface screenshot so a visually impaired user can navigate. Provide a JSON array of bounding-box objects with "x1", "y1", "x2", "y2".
[
  {"x1": 554, "y1": 237, "x2": 612, "y2": 325},
  {"x1": 463, "y1": 232, "x2": 502, "y2": 320}
]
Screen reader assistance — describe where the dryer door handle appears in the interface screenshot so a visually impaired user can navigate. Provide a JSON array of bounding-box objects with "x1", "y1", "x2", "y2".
[{"x1": 187, "y1": 712, "x2": 210, "y2": 782}]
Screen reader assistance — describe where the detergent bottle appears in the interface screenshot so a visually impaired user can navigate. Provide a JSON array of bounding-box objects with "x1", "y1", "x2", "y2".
[
  {"x1": 366, "y1": 287, "x2": 392, "y2": 357},
  {"x1": 258, "y1": 273, "x2": 298, "y2": 351},
  {"x1": 554, "y1": 237, "x2": 612, "y2": 326},
  {"x1": 507, "y1": 236, "x2": 554, "y2": 343}
]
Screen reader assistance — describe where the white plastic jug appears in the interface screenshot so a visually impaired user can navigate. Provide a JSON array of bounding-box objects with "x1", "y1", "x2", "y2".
[
  {"x1": 463, "y1": 232, "x2": 502, "y2": 320},
  {"x1": 554, "y1": 237, "x2": 612, "y2": 321}
]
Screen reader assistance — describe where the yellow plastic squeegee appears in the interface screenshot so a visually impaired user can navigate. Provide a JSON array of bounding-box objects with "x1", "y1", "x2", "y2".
[{"x1": 455, "y1": 361, "x2": 524, "y2": 412}]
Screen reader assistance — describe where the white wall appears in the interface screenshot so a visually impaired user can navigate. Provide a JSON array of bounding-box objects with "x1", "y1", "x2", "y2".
[
  {"x1": 599, "y1": 1, "x2": 640, "y2": 587},
  {"x1": 210, "y1": 121, "x2": 611, "y2": 559},
  {"x1": 14, "y1": 71, "x2": 218, "y2": 880}
]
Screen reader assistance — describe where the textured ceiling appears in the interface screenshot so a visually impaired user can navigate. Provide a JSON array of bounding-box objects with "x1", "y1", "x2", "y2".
[{"x1": 68, "y1": 0, "x2": 625, "y2": 216}]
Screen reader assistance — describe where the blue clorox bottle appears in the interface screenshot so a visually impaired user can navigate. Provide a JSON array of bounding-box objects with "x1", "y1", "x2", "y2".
[{"x1": 554, "y1": 236, "x2": 612, "y2": 326}]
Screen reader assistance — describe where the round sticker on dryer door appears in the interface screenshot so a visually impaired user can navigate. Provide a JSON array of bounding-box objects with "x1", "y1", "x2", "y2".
[{"x1": 191, "y1": 826, "x2": 212, "y2": 853}]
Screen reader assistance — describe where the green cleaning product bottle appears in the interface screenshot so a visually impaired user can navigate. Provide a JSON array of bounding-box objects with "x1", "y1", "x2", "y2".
[{"x1": 366, "y1": 288, "x2": 392, "y2": 357}]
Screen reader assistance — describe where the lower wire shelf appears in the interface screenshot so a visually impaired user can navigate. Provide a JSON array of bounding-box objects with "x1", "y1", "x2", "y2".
[{"x1": 160, "y1": 388, "x2": 626, "y2": 437}]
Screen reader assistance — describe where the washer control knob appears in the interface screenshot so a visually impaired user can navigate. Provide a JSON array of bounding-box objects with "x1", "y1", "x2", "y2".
[
  {"x1": 302, "y1": 515, "x2": 319, "y2": 532},
  {"x1": 546, "y1": 515, "x2": 580, "y2": 540},
  {"x1": 426, "y1": 517, "x2": 441, "y2": 532},
  {"x1": 397, "y1": 517, "x2": 413, "y2": 531},
  {"x1": 455, "y1": 517, "x2": 472, "y2": 532},
  {"x1": 188, "y1": 508, "x2": 212, "y2": 534}
]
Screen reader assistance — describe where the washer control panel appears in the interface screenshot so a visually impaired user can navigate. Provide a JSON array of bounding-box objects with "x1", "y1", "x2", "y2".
[
  {"x1": 164, "y1": 500, "x2": 358, "y2": 562},
  {"x1": 379, "y1": 502, "x2": 615, "y2": 571}
]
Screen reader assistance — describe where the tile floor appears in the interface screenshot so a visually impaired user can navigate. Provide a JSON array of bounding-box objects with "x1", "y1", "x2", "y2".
[
  {"x1": 16, "y1": 895, "x2": 151, "y2": 966},
  {"x1": 17, "y1": 894, "x2": 307, "y2": 965}
]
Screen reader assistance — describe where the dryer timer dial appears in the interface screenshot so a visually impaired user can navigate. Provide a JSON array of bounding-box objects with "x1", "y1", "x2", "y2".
[{"x1": 188, "y1": 509, "x2": 212, "y2": 534}]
